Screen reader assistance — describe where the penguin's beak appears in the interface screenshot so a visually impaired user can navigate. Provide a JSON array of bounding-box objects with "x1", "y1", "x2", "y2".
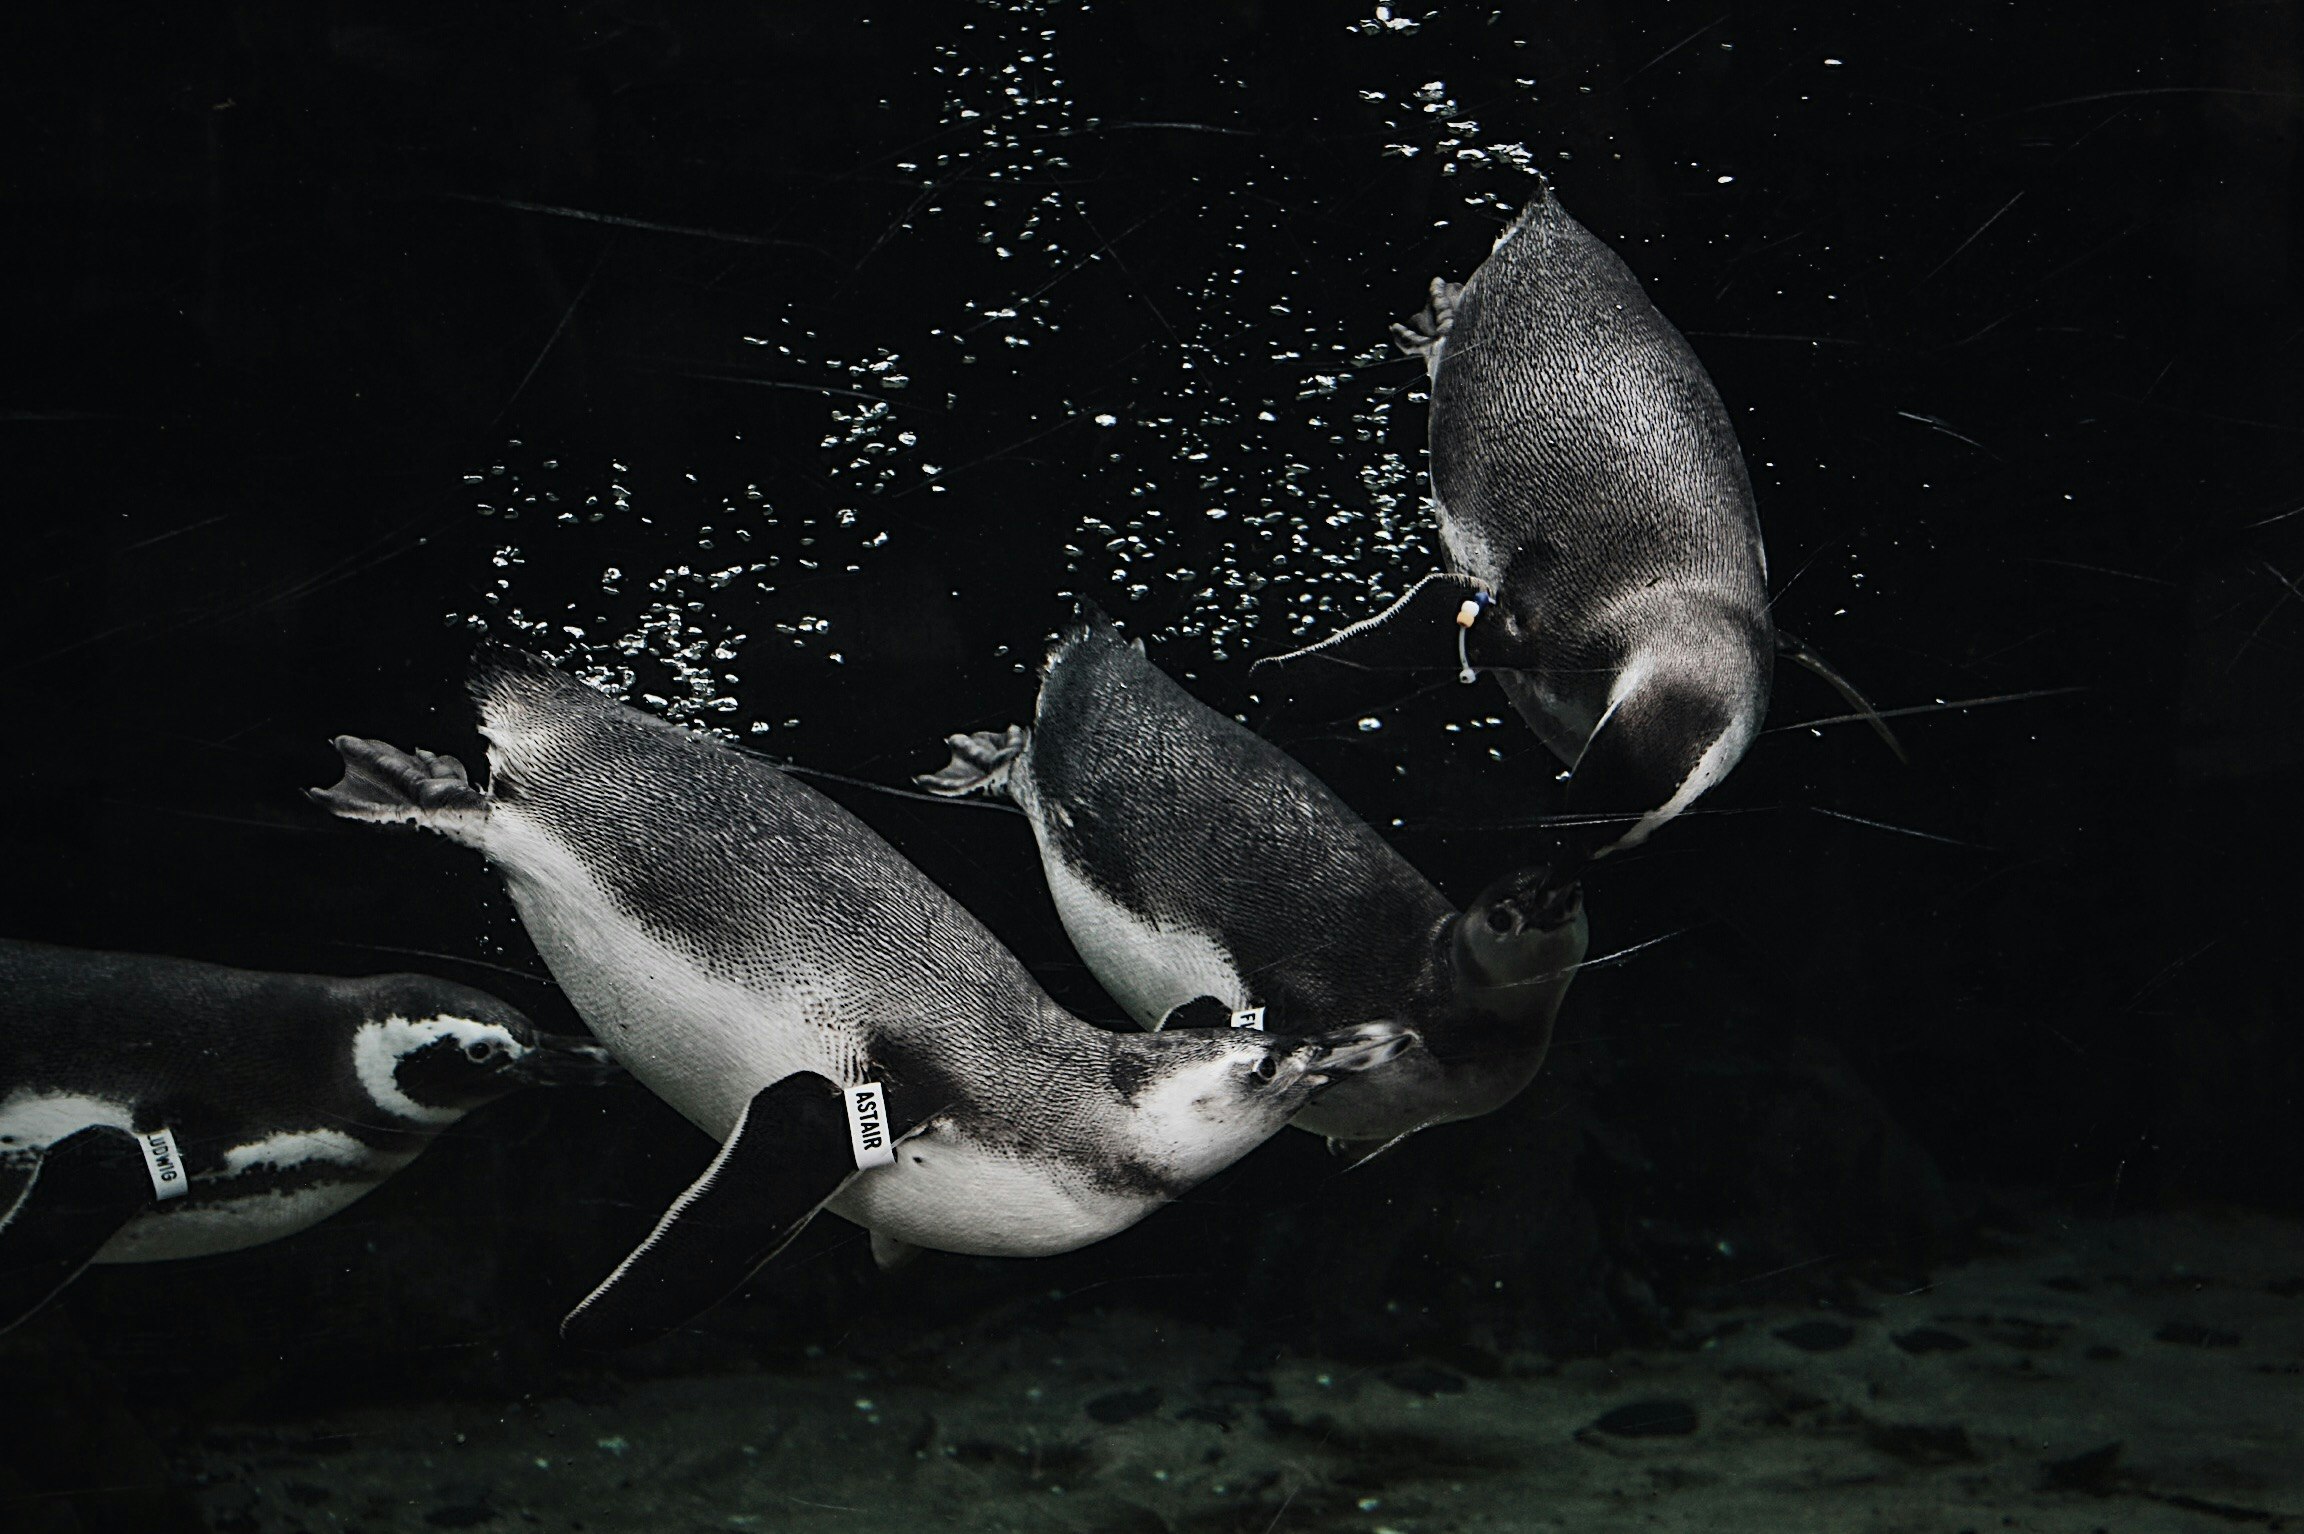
[
  {"x1": 509, "y1": 1035, "x2": 625, "y2": 1087},
  {"x1": 1300, "y1": 1020, "x2": 1417, "y2": 1085},
  {"x1": 1470, "y1": 864, "x2": 1585, "y2": 935}
]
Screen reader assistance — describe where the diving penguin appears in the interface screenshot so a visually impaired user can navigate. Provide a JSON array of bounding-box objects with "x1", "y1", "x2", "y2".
[
  {"x1": 0, "y1": 938, "x2": 618, "y2": 1333},
  {"x1": 919, "y1": 610, "x2": 1588, "y2": 1152},
  {"x1": 1387, "y1": 175, "x2": 1793, "y2": 865},
  {"x1": 309, "y1": 647, "x2": 1410, "y2": 1346}
]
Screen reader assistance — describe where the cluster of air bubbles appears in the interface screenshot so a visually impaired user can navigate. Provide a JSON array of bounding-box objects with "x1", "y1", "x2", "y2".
[
  {"x1": 1055, "y1": 352, "x2": 1441, "y2": 663},
  {"x1": 465, "y1": 451, "x2": 624, "y2": 523},
  {"x1": 1044, "y1": 22, "x2": 1563, "y2": 662},
  {"x1": 822, "y1": 396, "x2": 929, "y2": 498},
  {"x1": 740, "y1": 337, "x2": 938, "y2": 500},
  {"x1": 1349, "y1": 4, "x2": 1428, "y2": 35},
  {"x1": 901, "y1": 10, "x2": 1537, "y2": 673},
  {"x1": 449, "y1": 411, "x2": 900, "y2": 737},
  {"x1": 454, "y1": 1, "x2": 1572, "y2": 763},
  {"x1": 907, "y1": 14, "x2": 1081, "y2": 345},
  {"x1": 1368, "y1": 78, "x2": 1541, "y2": 206},
  {"x1": 694, "y1": 3, "x2": 1459, "y2": 669}
]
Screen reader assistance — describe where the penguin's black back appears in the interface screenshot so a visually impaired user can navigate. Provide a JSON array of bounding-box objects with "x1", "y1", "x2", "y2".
[
  {"x1": 0, "y1": 939, "x2": 513, "y2": 1157},
  {"x1": 1027, "y1": 617, "x2": 1456, "y2": 1032},
  {"x1": 1432, "y1": 182, "x2": 1770, "y2": 658},
  {"x1": 468, "y1": 647, "x2": 1088, "y2": 1067}
]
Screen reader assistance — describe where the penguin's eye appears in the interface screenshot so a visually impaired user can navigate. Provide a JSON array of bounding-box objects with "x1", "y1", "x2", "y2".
[
  {"x1": 464, "y1": 1041, "x2": 496, "y2": 1063},
  {"x1": 1252, "y1": 1056, "x2": 1278, "y2": 1084}
]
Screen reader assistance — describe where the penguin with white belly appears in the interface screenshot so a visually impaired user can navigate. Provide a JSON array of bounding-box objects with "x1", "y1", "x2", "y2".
[
  {"x1": 1373, "y1": 176, "x2": 1892, "y2": 869},
  {"x1": 309, "y1": 647, "x2": 1410, "y2": 1346},
  {"x1": 919, "y1": 610, "x2": 1588, "y2": 1154},
  {"x1": 0, "y1": 938, "x2": 619, "y2": 1333}
]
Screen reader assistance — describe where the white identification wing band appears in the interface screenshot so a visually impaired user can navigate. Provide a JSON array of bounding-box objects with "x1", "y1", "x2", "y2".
[
  {"x1": 1230, "y1": 1006, "x2": 1266, "y2": 1031},
  {"x1": 137, "y1": 1126, "x2": 189, "y2": 1201},
  {"x1": 844, "y1": 1083, "x2": 896, "y2": 1170}
]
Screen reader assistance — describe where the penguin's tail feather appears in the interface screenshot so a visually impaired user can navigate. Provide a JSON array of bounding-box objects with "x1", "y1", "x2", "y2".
[
  {"x1": 1059, "y1": 600, "x2": 1124, "y2": 647},
  {"x1": 466, "y1": 641, "x2": 627, "y2": 741},
  {"x1": 308, "y1": 736, "x2": 491, "y2": 842},
  {"x1": 1775, "y1": 631, "x2": 1909, "y2": 764},
  {"x1": 915, "y1": 726, "x2": 1028, "y2": 801}
]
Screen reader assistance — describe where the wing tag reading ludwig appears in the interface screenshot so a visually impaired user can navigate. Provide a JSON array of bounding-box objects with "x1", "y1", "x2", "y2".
[
  {"x1": 136, "y1": 1127, "x2": 188, "y2": 1201},
  {"x1": 1230, "y1": 1006, "x2": 1266, "y2": 1031},
  {"x1": 844, "y1": 1084, "x2": 896, "y2": 1170}
]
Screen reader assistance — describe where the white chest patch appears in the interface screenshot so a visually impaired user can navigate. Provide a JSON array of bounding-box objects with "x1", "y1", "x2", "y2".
[
  {"x1": 486, "y1": 805, "x2": 857, "y2": 1139},
  {"x1": 828, "y1": 1122, "x2": 1150, "y2": 1258},
  {"x1": 1121, "y1": 1055, "x2": 1274, "y2": 1187},
  {"x1": 0, "y1": 1091, "x2": 135, "y2": 1151},
  {"x1": 822, "y1": 1016, "x2": 1266, "y2": 1259},
  {"x1": 95, "y1": 1172, "x2": 407, "y2": 1264},
  {"x1": 1036, "y1": 843, "x2": 1247, "y2": 1029},
  {"x1": 220, "y1": 1128, "x2": 368, "y2": 1175}
]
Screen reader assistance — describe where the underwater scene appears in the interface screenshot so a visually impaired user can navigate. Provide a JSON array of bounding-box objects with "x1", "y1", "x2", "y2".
[{"x1": 6, "y1": 2, "x2": 2300, "y2": 1530}]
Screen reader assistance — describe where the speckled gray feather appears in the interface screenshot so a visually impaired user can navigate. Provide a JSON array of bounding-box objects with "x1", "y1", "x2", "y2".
[
  {"x1": 464, "y1": 649, "x2": 1318, "y2": 1205},
  {"x1": 1016, "y1": 621, "x2": 1459, "y2": 1032},
  {"x1": 1410, "y1": 179, "x2": 1775, "y2": 846},
  {"x1": 475, "y1": 654, "x2": 1164, "y2": 1190},
  {"x1": 320, "y1": 651, "x2": 1410, "y2": 1285},
  {"x1": 931, "y1": 615, "x2": 1586, "y2": 1142}
]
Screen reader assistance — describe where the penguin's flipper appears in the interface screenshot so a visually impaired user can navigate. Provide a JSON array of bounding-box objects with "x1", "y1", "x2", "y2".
[
  {"x1": 869, "y1": 1229, "x2": 923, "y2": 1272},
  {"x1": 561, "y1": 1071, "x2": 930, "y2": 1347},
  {"x1": 1389, "y1": 277, "x2": 1464, "y2": 366},
  {"x1": 1775, "y1": 630, "x2": 1909, "y2": 764},
  {"x1": 0, "y1": 1155, "x2": 35, "y2": 1228},
  {"x1": 307, "y1": 736, "x2": 491, "y2": 840},
  {"x1": 1323, "y1": 1127, "x2": 1422, "y2": 1170},
  {"x1": 0, "y1": 1127, "x2": 151, "y2": 1334},
  {"x1": 915, "y1": 726, "x2": 1029, "y2": 800}
]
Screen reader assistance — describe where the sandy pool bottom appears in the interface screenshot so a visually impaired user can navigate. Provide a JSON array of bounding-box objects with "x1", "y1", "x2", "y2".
[{"x1": 187, "y1": 1208, "x2": 2301, "y2": 1534}]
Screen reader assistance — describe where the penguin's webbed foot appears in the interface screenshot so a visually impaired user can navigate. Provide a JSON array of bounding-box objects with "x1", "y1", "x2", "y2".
[
  {"x1": 1390, "y1": 278, "x2": 1462, "y2": 363},
  {"x1": 307, "y1": 736, "x2": 486, "y2": 829},
  {"x1": 914, "y1": 727, "x2": 1027, "y2": 800}
]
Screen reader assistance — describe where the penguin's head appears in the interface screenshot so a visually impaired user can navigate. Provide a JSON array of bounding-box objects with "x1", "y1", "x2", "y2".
[
  {"x1": 1452, "y1": 865, "x2": 1590, "y2": 1023},
  {"x1": 353, "y1": 1007, "x2": 620, "y2": 1125},
  {"x1": 1121, "y1": 1021, "x2": 1416, "y2": 1178}
]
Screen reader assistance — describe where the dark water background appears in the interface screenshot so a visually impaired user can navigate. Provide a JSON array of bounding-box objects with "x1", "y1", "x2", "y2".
[{"x1": 4, "y1": 0, "x2": 2298, "y2": 1510}]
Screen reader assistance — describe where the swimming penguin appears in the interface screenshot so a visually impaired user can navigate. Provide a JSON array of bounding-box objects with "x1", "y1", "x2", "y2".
[
  {"x1": 0, "y1": 938, "x2": 618, "y2": 1333},
  {"x1": 1389, "y1": 176, "x2": 1779, "y2": 864},
  {"x1": 918, "y1": 610, "x2": 1588, "y2": 1153},
  {"x1": 309, "y1": 647, "x2": 1411, "y2": 1345}
]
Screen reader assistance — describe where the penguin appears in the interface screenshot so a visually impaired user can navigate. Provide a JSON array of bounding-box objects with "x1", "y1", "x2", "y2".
[
  {"x1": 308, "y1": 647, "x2": 1412, "y2": 1346},
  {"x1": 0, "y1": 938, "x2": 619, "y2": 1333},
  {"x1": 919, "y1": 610, "x2": 1589, "y2": 1153},
  {"x1": 1388, "y1": 175, "x2": 1778, "y2": 866}
]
